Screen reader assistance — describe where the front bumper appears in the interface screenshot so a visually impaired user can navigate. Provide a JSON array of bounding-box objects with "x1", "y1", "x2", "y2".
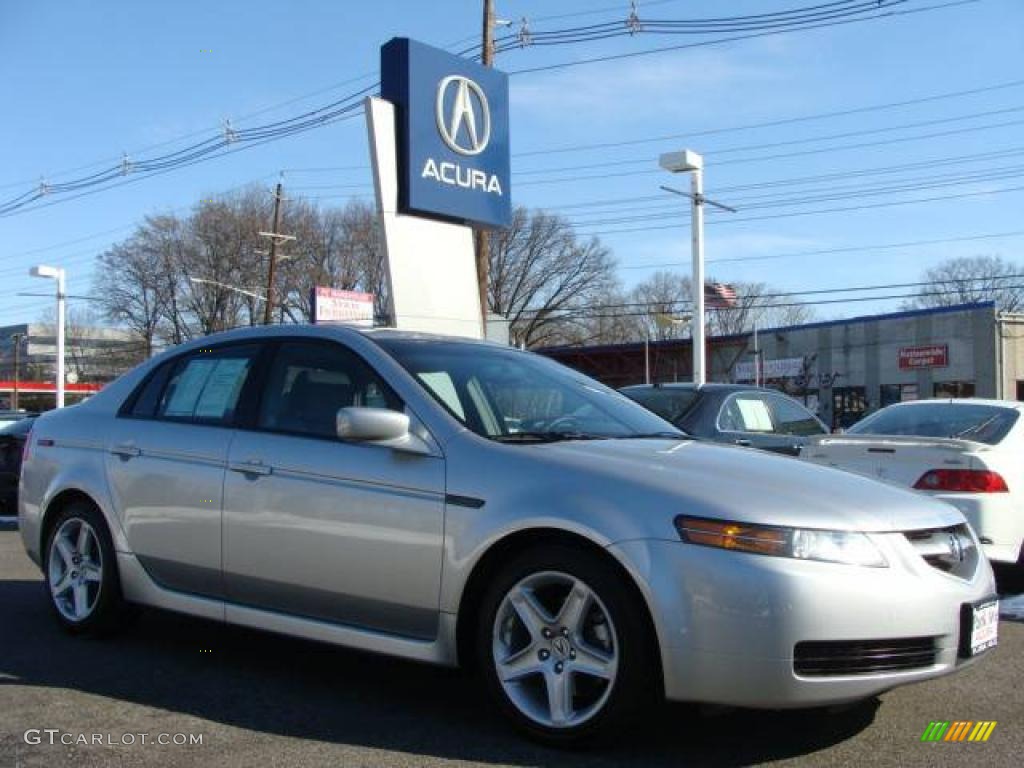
[{"x1": 610, "y1": 531, "x2": 996, "y2": 708}]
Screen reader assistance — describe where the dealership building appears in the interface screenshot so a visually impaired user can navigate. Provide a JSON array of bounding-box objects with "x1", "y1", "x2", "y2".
[{"x1": 542, "y1": 302, "x2": 1024, "y2": 430}]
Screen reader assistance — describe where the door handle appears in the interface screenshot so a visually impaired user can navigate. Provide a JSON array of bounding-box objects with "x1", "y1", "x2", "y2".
[
  {"x1": 110, "y1": 442, "x2": 140, "y2": 458},
  {"x1": 734, "y1": 439, "x2": 751, "y2": 447},
  {"x1": 228, "y1": 459, "x2": 272, "y2": 476}
]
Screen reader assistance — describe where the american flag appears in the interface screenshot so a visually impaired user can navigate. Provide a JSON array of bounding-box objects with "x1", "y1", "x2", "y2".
[{"x1": 704, "y1": 282, "x2": 738, "y2": 309}]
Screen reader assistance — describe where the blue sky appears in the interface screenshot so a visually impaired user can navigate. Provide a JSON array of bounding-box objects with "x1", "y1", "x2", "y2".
[{"x1": 1, "y1": 0, "x2": 1022, "y2": 327}]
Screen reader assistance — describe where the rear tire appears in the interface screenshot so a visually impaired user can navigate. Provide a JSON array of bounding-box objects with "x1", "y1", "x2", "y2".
[
  {"x1": 476, "y1": 543, "x2": 658, "y2": 746},
  {"x1": 43, "y1": 501, "x2": 127, "y2": 635}
]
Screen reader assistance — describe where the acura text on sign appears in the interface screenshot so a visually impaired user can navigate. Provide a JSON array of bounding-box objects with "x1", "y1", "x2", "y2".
[{"x1": 898, "y1": 344, "x2": 949, "y2": 370}]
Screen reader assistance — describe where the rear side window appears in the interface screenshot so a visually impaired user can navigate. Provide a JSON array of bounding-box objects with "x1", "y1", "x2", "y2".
[
  {"x1": 849, "y1": 403, "x2": 1019, "y2": 445},
  {"x1": 720, "y1": 395, "x2": 775, "y2": 433},
  {"x1": 153, "y1": 346, "x2": 260, "y2": 425},
  {"x1": 128, "y1": 361, "x2": 175, "y2": 418}
]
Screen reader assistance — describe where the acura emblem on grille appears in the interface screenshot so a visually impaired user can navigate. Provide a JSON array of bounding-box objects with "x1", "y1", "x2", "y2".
[{"x1": 948, "y1": 533, "x2": 964, "y2": 562}]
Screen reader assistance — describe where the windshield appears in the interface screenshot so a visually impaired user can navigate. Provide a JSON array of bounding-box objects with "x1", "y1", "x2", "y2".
[
  {"x1": 848, "y1": 403, "x2": 1019, "y2": 445},
  {"x1": 621, "y1": 387, "x2": 699, "y2": 426},
  {"x1": 374, "y1": 339, "x2": 683, "y2": 441}
]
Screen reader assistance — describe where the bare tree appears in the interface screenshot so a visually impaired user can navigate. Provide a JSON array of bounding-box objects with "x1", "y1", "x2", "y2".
[
  {"x1": 705, "y1": 279, "x2": 814, "y2": 336},
  {"x1": 274, "y1": 199, "x2": 385, "y2": 322},
  {"x1": 94, "y1": 222, "x2": 174, "y2": 357},
  {"x1": 489, "y1": 207, "x2": 618, "y2": 348},
  {"x1": 905, "y1": 255, "x2": 1024, "y2": 311},
  {"x1": 616, "y1": 273, "x2": 814, "y2": 341}
]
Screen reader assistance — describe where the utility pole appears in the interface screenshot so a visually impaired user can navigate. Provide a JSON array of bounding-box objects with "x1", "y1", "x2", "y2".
[
  {"x1": 259, "y1": 182, "x2": 295, "y2": 325},
  {"x1": 475, "y1": 0, "x2": 496, "y2": 335},
  {"x1": 11, "y1": 332, "x2": 24, "y2": 411}
]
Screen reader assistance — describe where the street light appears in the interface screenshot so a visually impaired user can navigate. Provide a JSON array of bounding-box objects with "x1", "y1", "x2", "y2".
[
  {"x1": 659, "y1": 150, "x2": 706, "y2": 386},
  {"x1": 658, "y1": 150, "x2": 736, "y2": 387},
  {"x1": 29, "y1": 265, "x2": 66, "y2": 409}
]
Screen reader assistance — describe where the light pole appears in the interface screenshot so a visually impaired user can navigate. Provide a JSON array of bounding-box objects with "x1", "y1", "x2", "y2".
[
  {"x1": 29, "y1": 265, "x2": 66, "y2": 409},
  {"x1": 10, "y1": 332, "x2": 24, "y2": 411},
  {"x1": 659, "y1": 150, "x2": 736, "y2": 387}
]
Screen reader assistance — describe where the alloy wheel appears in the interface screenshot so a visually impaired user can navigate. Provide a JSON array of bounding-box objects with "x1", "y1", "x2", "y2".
[
  {"x1": 492, "y1": 571, "x2": 619, "y2": 729},
  {"x1": 48, "y1": 517, "x2": 103, "y2": 622}
]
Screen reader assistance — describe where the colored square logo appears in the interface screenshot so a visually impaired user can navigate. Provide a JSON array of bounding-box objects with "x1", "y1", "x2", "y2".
[{"x1": 381, "y1": 37, "x2": 511, "y2": 229}]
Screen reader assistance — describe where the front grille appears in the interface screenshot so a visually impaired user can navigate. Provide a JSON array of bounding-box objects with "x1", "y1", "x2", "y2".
[
  {"x1": 904, "y1": 524, "x2": 978, "y2": 580},
  {"x1": 794, "y1": 637, "x2": 938, "y2": 676}
]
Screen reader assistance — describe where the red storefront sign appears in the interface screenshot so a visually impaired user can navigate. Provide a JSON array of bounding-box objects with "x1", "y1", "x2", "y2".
[{"x1": 898, "y1": 344, "x2": 948, "y2": 370}]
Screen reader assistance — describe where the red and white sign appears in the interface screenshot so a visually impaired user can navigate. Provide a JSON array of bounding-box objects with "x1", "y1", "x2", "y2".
[
  {"x1": 311, "y1": 287, "x2": 374, "y2": 327},
  {"x1": 898, "y1": 344, "x2": 948, "y2": 370}
]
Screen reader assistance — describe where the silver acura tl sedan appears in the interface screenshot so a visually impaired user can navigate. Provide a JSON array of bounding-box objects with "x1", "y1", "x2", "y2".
[{"x1": 19, "y1": 325, "x2": 998, "y2": 745}]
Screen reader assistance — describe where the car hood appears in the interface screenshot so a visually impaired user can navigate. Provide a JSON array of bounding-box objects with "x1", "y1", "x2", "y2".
[{"x1": 529, "y1": 437, "x2": 963, "y2": 533}]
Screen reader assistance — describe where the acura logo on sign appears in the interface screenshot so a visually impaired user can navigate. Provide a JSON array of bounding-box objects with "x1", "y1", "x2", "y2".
[{"x1": 436, "y1": 75, "x2": 491, "y2": 155}]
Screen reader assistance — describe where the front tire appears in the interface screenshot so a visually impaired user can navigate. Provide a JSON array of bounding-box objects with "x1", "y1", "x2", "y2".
[
  {"x1": 476, "y1": 544, "x2": 657, "y2": 746},
  {"x1": 44, "y1": 501, "x2": 127, "y2": 635}
]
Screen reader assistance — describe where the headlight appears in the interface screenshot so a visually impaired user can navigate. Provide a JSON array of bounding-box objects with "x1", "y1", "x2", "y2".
[{"x1": 674, "y1": 516, "x2": 888, "y2": 568}]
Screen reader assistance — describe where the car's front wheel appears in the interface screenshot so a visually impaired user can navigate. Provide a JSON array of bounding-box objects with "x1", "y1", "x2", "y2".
[
  {"x1": 44, "y1": 501, "x2": 127, "y2": 634},
  {"x1": 477, "y1": 544, "x2": 657, "y2": 746}
]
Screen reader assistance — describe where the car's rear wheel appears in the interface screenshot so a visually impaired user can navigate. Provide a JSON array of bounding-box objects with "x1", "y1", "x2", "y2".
[
  {"x1": 44, "y1": 501, "x2": 126, "y2": 634},
  {"x1": 476, "y1": 544, "x2": 657, "y2": 746}
]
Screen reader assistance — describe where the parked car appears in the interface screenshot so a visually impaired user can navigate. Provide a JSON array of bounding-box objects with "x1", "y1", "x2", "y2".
[
  {"x1": 802, "y1": 398, "x2": 1024, "y2": 565},
  {"x1": 0, "y1": 416, "x2": 36, "y2": 516},
  {"x1": 19, "y1": 326, "x2": 996, "y2": 745},
  {"x1": 0, "y1": 409, "x2": 36, "y2": 429},
  {"x1": 621, "y1": 383, "x2": 827, "y2": 455}
]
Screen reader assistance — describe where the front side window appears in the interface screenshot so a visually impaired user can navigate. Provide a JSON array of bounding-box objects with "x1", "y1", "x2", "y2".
[
  {"x1": 258, "y1": 342, "x2": 402, "y2": 438},
  {"x1": 155, "y1": 345, "x2": 259, "y2": 425},
  {"x1": 374, "y1": 339, "x2": 679, "y2": 441},
  {"x1": 767, "y1": 394, "x2": 825, "y2": 436}
]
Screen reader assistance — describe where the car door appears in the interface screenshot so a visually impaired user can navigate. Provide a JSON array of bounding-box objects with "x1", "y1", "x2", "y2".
[
  {"x1": 716, "y1": 391, "x2": 795, "y2": 453},
  {"x1": 221, "y1": 339, "x2": 446, "y2": 639},
  {"x1": 104, "y1": 343, "x2": 262, "y2": 598}
]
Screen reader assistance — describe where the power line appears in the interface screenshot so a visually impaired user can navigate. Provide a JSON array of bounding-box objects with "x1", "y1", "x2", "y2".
[
  {"x1": 506, "y1": 0, "x2": 977, "y2": 75},
  {"x1": 0, "y1": 89, "x2": 373, "y2": 218},
  {"x1": 573, "y1": 183, "x2": 1024, "y2": 237},
  {"x1": 514, "y1": 105, "x2": 1024, "y2": 177},
  {"x1": 618, "y1": 229, "x2": 1024, "y2": 270},
  {"x1": 518, "y1": 117, "x2": 1024, "y2": 188},
  {"x1": 531, "y1": 284, "x2": 1024, "y2": 321}
]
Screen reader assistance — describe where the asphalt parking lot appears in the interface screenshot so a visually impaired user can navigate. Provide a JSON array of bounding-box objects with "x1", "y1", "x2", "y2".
[{"x1": 0, "y1": 522, "x2": 1021, "y2": 768}]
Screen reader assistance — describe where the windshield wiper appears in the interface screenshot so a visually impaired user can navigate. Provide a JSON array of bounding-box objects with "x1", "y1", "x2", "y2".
[
  {"x1": 613, "y1": 432, "x2": 694, "y2": 440},
  {"x1": 950, "y1": 415, "x2": 998, "y2": 440},
  {"x1": 492, "y1": 431, "x2": 608, "y2": 443}
]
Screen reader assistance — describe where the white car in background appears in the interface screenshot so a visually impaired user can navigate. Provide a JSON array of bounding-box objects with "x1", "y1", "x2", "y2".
[{"x1": 802, "y1": 399, "x2": 1024, "y2": 565}]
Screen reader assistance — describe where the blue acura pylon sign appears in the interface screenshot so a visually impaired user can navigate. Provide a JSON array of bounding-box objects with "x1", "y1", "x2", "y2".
[{"x1": 381, "y1": 37, "x2": 511, "y2": 229}]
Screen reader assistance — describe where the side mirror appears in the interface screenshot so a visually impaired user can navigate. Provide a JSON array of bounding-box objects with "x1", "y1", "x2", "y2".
[{"x1": 336, "y1": 407, "x2": 410, "y2": 443}]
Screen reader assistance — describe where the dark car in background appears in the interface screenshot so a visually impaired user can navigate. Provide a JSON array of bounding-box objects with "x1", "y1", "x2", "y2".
[
  {"x1": 0, "y1": 416, "x2": 36, "y2": 516},
  {"x1": 621, "y1": 383, "x2": 827, "y2": 455}
]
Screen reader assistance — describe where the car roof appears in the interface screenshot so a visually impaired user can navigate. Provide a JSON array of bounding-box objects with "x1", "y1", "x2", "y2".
[
  {"x1": 159, "y1": 324, "x2": 515, "y2": 354},
  {"x1": 621, "y1": 383, "x2": 772, "y2": 393},
  {"x1": 880, "y1": 398, "x2": 1024, "y2": 411}
]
